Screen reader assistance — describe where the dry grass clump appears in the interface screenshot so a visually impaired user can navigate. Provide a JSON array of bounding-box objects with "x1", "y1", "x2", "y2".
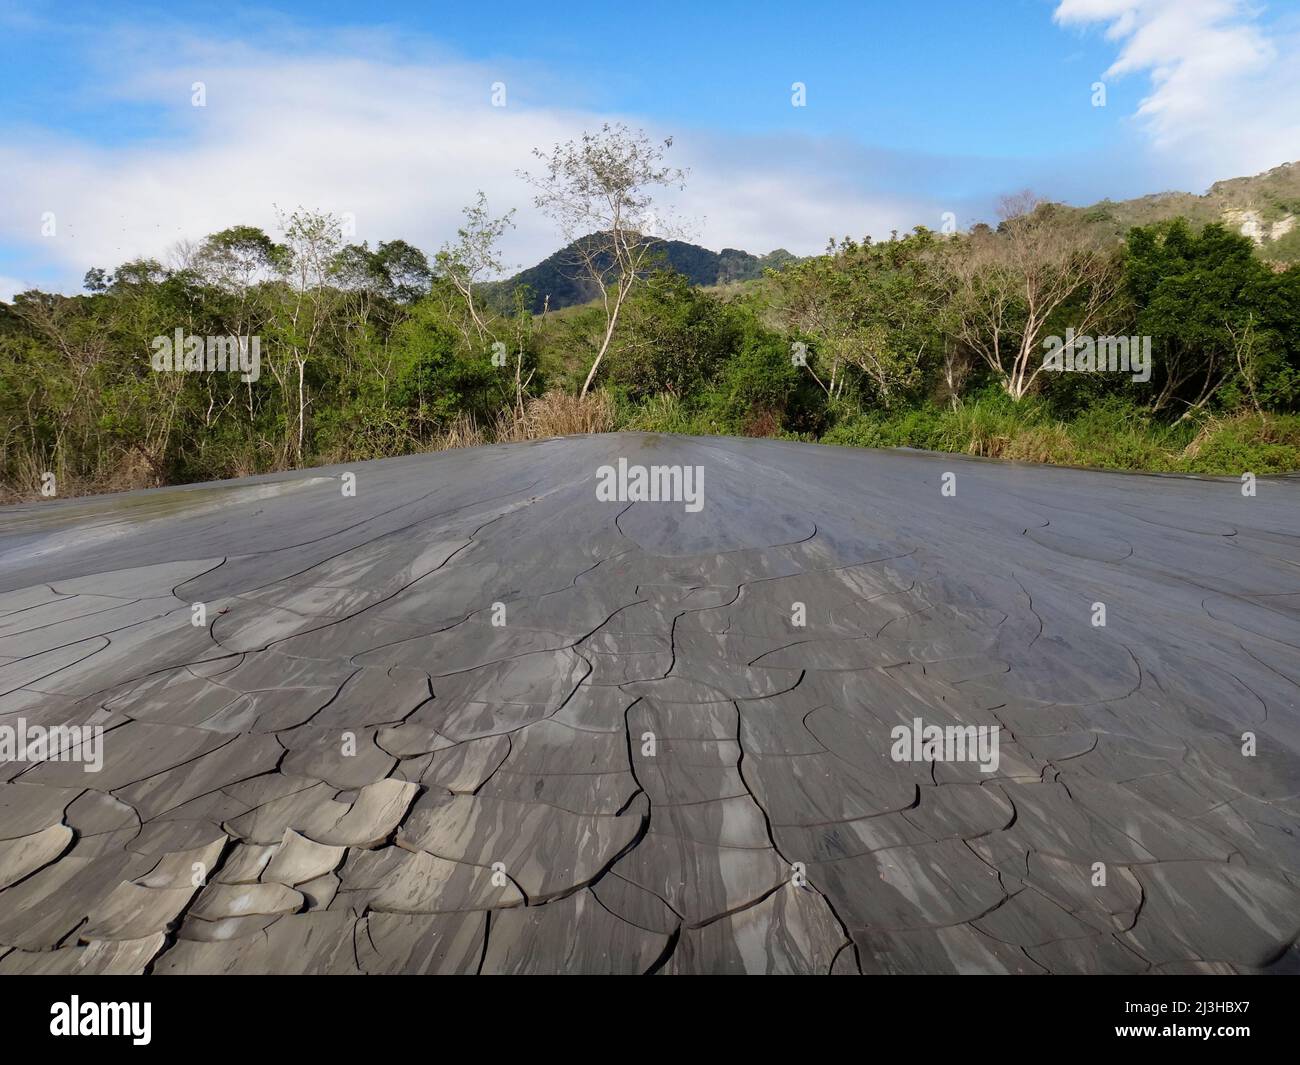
[
  {"x1": 0, "y1": 445, "x2": 161, "y2": 502},
  {"x1": 431, "y1": 412, "x2": 490, "y2": 451},
  {"x1": 499, "y1": 390, "x2": 615, "y2": 441}
]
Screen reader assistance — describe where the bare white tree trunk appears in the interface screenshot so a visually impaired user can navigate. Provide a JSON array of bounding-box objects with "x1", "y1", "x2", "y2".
[
  {"x1": 296, "y1": 358, "x2": 305, "y2": 463},
  {"x1": 581, "y1": 284, "x2": 630, "y2": 397}
]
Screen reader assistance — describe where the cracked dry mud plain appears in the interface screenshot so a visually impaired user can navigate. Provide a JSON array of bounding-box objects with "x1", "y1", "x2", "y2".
[{"x1": 0, "y1": 433, "x2": 1298, "y2": 975}]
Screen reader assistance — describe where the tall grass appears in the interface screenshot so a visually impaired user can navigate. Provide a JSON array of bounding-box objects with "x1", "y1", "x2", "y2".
[
  {"x1": 822, "y1": 398, "x2": 1300, "y2": 475},
  {"x1": 8, "y1": 387, "x2": 1295, "y2": 503}
]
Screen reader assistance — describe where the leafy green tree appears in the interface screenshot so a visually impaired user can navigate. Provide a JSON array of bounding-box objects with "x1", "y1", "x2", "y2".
[
  {"x1": 768, "y1": 230, "x2": 942, "y2": 405},
  {"x1": 609, "y1": 272, "x2": 738, "y2": 400},
  {"x1": 1127, "y1": 220, "x2": 1271, "y2": 417},
  {"x1": 389, "y1": 302, "x2": 509, "y2": 430},
  {"x1": 709, "y1": 312, "x2": 809, "y2": 434}
]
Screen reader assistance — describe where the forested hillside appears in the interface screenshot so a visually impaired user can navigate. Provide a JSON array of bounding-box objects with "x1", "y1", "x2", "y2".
[
  {"x1": 483, "y1": 236, "x2": 796, "y2": 312},
  {"x1": 1067, "y1": 160, "x2": 1300, "y2": 263},
  {"x1": 3, "y1": 129, "x2": 1299, "y2": 502}
]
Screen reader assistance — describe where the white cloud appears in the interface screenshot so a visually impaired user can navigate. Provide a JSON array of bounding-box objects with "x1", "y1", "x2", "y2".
[
  {"x1": 15, "y1": 7, "x2": 1279, "y2": 297},
  {"x1": 0, "y1": 276, "x2": 32, "y2": 303},
  {"x1": 1055, "y1": 0, "x2": 1300, "y2": 181},
  {"x1": 0, "y1": 30, "x2": 941, "y2": 293}
]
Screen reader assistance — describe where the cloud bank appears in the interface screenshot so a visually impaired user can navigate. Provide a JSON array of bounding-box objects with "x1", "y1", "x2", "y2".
[
  {"x1": 0, "y1": 29, "x2": 944, "y2": 297},
  {"x1": 1054, "y1": 0, "x2": 1300, "y2": 179},
  {"x1": 2, "y1": 8, "x2": 1296, "y2": 298}
]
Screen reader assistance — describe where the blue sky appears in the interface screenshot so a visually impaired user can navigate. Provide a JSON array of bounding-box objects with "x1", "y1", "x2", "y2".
[
  {"x1": 1, "y1": 1, "x2": 1133, "y2": 155},
  {"x1": 2, "y1": 0, "x2": 1298, "y2": 296}
]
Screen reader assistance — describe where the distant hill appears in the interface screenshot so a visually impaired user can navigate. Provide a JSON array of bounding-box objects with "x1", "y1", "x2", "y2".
[
  {"x1": 485, "y1": 235, "x2": 797, "y2": 312},
  {"x1": 488, "y1": 162, "x2": 1300, "y2": 315},
  {"x1": 1066, "y1": 160, "x2": 1300, "y2": 262}
]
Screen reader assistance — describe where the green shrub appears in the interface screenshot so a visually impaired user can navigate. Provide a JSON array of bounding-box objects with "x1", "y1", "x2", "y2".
[
  {"x1": 607, "y1": 273, "x2": 739, "y2": 400},
  {"x1": 822, "y1": 414, "x2": 887, "y2": 448},
  {"x1": 1177, "y1": 413, "x2": 1300, "y2": 474},
  {"x1": 619, "y1": 393, "x2": 715, "y2": 436}
]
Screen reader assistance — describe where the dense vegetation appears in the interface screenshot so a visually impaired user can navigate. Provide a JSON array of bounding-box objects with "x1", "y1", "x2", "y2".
[{"x1": 4, "y1": 147, "x2": 1300, "y2": 502}]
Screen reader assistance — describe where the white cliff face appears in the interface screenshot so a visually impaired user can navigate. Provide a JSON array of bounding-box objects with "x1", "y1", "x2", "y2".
[
  {"x1": 1222, "y1": 208, "x2": 1296, "y2": 245},
  {"x1": 1224, "y1": 208, "x2": 1265, "y2": 243}
]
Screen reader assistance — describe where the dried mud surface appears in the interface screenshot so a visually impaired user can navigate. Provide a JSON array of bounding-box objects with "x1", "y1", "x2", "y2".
[{"x1": 0, "y1": 434, "x2": 1297, "y2": 974}]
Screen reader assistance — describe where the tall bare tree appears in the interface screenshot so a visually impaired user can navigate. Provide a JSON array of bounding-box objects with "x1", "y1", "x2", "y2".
[
  {"x1": 521, "y1": 123, "x2": 687, "y2": 396},
  {"x1": 944, "y1": 193, "x2": 1120, "y2": 400},
  {"x1": 267, "y1": 208, "x2": 343, "y2": 464},
  {"x1": 435, "y1": 193, "x2": 515, "y2": 345}
]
